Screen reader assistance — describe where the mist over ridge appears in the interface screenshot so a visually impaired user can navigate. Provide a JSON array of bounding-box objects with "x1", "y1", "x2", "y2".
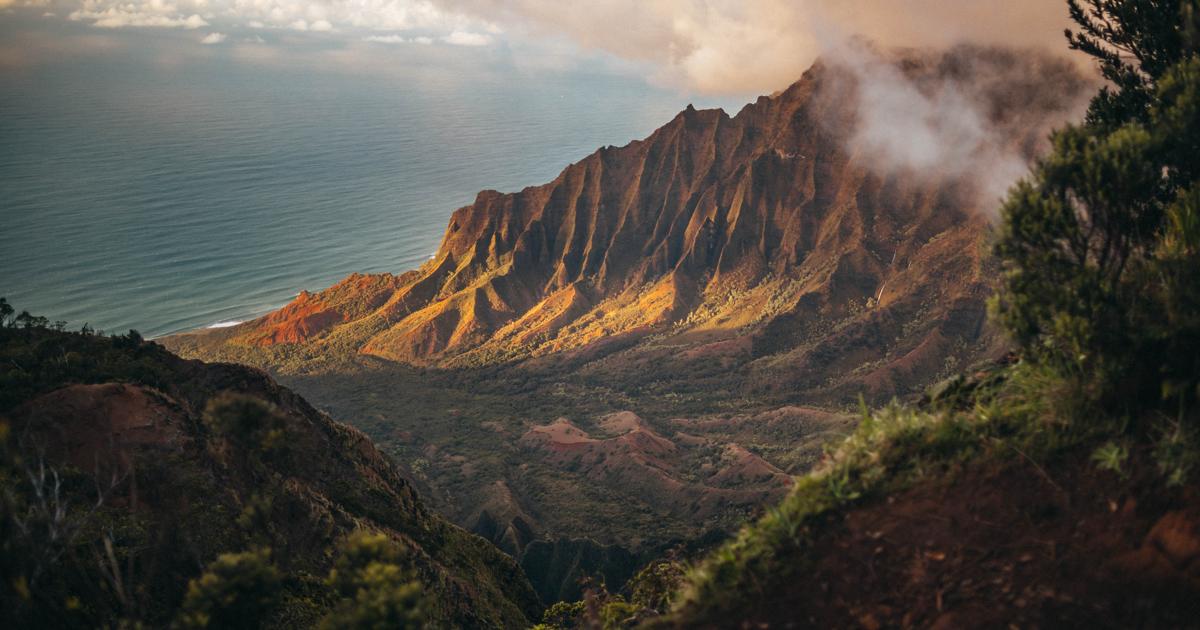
[{"x1": 813, "y1": 41, "x2": 1096, "y2": 212}]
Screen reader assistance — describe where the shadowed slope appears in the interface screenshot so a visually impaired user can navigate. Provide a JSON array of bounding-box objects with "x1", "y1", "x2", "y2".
[{"x1": 0, "y1": 328, "x2": 540, "y2": 627}]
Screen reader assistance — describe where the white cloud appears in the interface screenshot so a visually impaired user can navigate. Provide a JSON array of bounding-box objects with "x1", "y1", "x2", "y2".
[
  {"x1": 200, "y1": 31, "x2": 225, "y2": 44},
  {"x1": 363, "y1": 34, "x2": 409, "y2": 43},
  {"x1": 56, "y1": 0, "x2": 481, "y2": 37},
  {"x1": 71, "y1": 10, "x2": 209, "y2": 29},
  {"x1": 65, "y1": 0, "x2": 211, "y2": 29},
  {"x1": 2, "y1": 0, "x2": 52, "y2": 8},
  {"x1": 442, "y1": 29, "x2": 489, "y2": 46},
  {"x1": 813, "y1": 41, "x2": 1093, "y2": 210},
  {"x1": 364, "y1": 33, "x2": 437, "y2": 45}
]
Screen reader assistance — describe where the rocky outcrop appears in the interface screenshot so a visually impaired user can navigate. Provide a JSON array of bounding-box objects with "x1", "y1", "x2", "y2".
[{"x1": 238, "y1": 272, "x2": 410, "y2": 346}]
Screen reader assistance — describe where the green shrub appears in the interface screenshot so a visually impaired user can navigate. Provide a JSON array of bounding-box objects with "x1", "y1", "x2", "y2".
[
  {"x1": 1091, "y1": 440, "x2": 1130, "y2": 476},
  {"x1": 598, "y1": 598, "x2": 640, "y2": 628},
  {"x1": 1154, "y1": 420, "x2": 1200, "y2": 486},
  {"x1": 320, "y1": 531, "x2": 426, "y2": 629},
  {"x1": 202, "y1": 394, "x2": 288, "y2": 455},
  {"x1": 627, "y1": 560, "x2": 686, "y2": 612},
  {"x1": 540, "y1": 600, "x2": 586, "y2": 628},
  {"x1": 176, "y1": 549, "x2": 282, "y2": 629}
]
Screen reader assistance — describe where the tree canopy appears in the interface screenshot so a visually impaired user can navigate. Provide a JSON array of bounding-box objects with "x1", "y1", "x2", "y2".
[{"x1": 994, "y1": 0, "x2": 1200, "y2": 413}]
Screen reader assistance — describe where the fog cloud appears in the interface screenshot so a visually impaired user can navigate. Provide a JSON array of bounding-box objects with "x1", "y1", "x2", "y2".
[{"x1": 817, "y1": 41, "x2": 1096, "y2": 210}]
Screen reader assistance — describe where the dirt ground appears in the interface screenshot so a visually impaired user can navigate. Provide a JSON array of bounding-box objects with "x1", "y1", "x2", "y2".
[{"x1": 702, "y1": 447, "x2": 1200, "y2": 629}]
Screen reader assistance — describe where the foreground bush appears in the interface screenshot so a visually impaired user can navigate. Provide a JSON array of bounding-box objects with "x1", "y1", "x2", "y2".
[{"x1": 992, "y1": 0, "x2": 1200, "y2": 415}]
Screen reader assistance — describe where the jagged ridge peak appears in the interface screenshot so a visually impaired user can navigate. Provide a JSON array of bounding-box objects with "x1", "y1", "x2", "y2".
[{"x1": 195, "y1": 45, "x2": 1093, "y2": 402}]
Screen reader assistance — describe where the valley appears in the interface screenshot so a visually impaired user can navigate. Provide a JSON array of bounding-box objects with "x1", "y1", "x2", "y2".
[
  {"x1": 5, "y1": 1, "x2": 1200, "y2": 627},
  {"x1": 164, "y1": 45, "x2": 1095, "y2": 599}
]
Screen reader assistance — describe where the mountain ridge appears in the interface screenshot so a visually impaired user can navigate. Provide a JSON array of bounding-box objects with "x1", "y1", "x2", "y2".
[
  {"x1": 176, "y1": 47, "x2": 1093, "y2": 408},
  {"x1": 163, "y1": 45, "x2": 1098, "y2": 602}
]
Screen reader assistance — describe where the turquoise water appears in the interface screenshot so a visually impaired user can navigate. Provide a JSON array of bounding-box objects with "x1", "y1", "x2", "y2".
[{"x1": 0, "y1": 54, "x2": 748, "y2": 337}]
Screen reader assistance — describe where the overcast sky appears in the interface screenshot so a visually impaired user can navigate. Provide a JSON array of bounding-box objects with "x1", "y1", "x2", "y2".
[{"x1": 1, "y1": 0, "x2": 1075, "y2": 94}]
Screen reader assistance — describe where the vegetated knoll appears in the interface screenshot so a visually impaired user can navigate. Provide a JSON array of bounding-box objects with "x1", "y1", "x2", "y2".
[
  {"x1": 0, "y1": 325, "x2": 539, "y2": 628},
  {"x1": 519, "y1": 414, "x2": 790, "y2": 526},
  {"x1": 655, "y1": 366, "x2": 1200, "y2": 629},
  {"x1": 172, "y1": 45, "x2": 1093, "y2": 405}
]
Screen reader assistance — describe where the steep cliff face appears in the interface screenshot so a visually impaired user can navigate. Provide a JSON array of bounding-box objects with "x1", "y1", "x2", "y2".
[{"x1": 200, "y1": 47, "x2": 1090, "y2": 404}]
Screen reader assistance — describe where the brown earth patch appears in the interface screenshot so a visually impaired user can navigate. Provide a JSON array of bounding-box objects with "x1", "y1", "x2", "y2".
[
  {"x1": 519, "y1": 415, "x2": 791, "y2": 522},
  {"x1": 11, "y1": 383, "x2": 190, "y2": 475},
  {"x1": 687, "y1": 449, "x2": 1200, "y2": 628}
]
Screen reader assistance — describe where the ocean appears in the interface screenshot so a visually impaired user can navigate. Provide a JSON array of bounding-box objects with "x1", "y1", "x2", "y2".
[{"x1": 0, "y1": 51, "x2": 748, "y2": 337}]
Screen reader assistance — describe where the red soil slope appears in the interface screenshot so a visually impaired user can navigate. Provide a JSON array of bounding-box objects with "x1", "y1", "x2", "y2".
[{"x1": 674, "y1": 451, "x2": 1200, "y2": 628}]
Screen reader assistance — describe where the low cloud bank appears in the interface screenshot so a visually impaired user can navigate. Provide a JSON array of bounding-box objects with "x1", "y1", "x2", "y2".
[
  {"x1": 816, "y1": 42, "x2": 1096, "y2": 211},
  {"x1": 440, "y1": 0, "x2": 1077, "y2": 94}
]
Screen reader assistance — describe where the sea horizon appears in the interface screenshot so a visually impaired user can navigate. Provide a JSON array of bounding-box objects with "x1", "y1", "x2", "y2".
[{"x1": 0, "y1": 36, "x2": 751, "y2": 338}]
